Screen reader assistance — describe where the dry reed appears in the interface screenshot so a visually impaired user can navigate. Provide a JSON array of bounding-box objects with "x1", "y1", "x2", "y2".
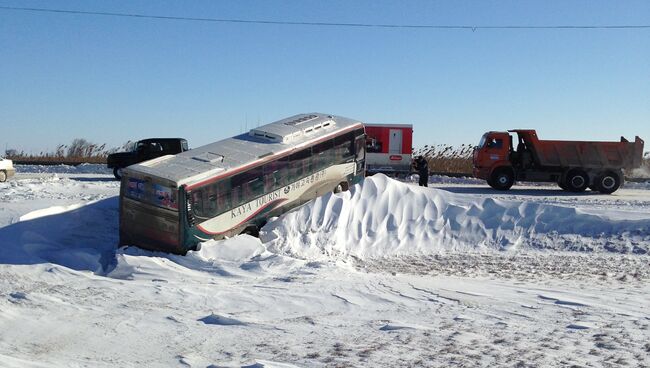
[{"x1": 413, "y1": 144, "x2": 474, "y2": 174}]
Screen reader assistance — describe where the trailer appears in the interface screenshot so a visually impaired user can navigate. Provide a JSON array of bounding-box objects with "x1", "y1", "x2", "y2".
[
  {"x1": 365, "y1": 124, "x2": 413, "y2": 176},
  {"x1": 473, "y1": 129, "x2": 644, "y2": 194}
]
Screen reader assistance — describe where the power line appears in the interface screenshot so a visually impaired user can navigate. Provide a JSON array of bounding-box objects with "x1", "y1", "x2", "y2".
[{"x1": 1, "y1": 5, "x2": 650, "y2": 30}]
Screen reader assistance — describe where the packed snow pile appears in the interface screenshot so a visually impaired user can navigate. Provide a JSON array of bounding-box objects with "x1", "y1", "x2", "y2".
[{"x1": 261, "y1": 174, "x2": 650, "y2": 260}]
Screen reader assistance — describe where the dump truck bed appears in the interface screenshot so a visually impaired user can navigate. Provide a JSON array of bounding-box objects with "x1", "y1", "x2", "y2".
[{"x1": 511, "y1": 130, "x2": 644, "y2": 170}]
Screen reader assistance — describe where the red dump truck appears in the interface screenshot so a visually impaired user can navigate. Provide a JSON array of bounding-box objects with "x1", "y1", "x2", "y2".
[{"x1": 473, "y1": 130, "x2": 644, "y2": 194}]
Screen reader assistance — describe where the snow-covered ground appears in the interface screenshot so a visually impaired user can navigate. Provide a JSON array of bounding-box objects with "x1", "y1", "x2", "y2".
[{"x1": 1, "y1": 166, "x2": 649, "y2": 367}]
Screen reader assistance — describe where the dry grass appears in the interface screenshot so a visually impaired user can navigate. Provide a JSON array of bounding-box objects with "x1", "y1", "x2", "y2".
[
  {"x1": 8, "y1": 156, "x2": 108, "y2": 165},
  {"x1": 414, "y1": 144, "x2": 474, "y2": 174},
  {"x1": 5, "y1": 139, "x2": 116, "y2": 165},
  {"x1": 6, "y1": 139, "x2": 649, "y2": 177}
]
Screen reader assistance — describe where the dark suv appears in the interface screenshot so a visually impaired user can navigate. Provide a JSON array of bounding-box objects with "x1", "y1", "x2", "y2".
[{"x1": 107, "y1": 138, "x2": 188, "y2": 179}]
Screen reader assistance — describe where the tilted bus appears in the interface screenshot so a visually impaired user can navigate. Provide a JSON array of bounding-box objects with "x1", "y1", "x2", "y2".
[{"x1": 119, "y1": 113, "x2": 366, "y2": 254}]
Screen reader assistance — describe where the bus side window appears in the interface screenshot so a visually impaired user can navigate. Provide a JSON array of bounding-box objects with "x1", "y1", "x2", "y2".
[
  {"x1": 203, "y1": 182, "x2": 221, "y2": 216},
  {"x1": 198, "y1": 179, "x2": 231, "y2": 215},
  {"x1": 192, "y1": 190, "x2": 204, "y2": 217},
  {"x1": 312, "y1": 139, "x2": 334, "y2": 170},
  {"x1": 216, "y1": 179, "x2": 231, "y2": 213},
  {"x1": 247, "y1": 166, "x2": 264, "y2": 198},
  {"x1": 232, "y1": 167, "x2": 264, "y2": 204},
  {"x1": 245, "y1": 178, "x2": 264, "y2": 198},
  {"x1": 278, "y1": 156, "x2": 289, "y2": 186},
  {"x1": 289, "y1": 149, "x2": 311, "y2": 181},
  {"x1": 208, "y1": 192, "x2": 218, "y2": 214},
  {"x1": 231, "y1": 186, "x2": 242, "y2": 207},
  {"x1": 264, "y1": 158, "x2": 288, "y2": 192},
  {"x1": 334, "y1": 132, "x2": 355, "y2": 160}
]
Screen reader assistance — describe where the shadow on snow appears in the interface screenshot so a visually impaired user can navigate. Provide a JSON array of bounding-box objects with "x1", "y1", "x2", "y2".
[{"x1": 0, "y1": 197, "x2": 119, "y2": 274}]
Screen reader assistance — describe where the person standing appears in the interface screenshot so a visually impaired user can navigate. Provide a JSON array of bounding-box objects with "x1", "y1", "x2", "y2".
[{"x1": 415, "y1": 156, "x2": 429, "y2": 187}]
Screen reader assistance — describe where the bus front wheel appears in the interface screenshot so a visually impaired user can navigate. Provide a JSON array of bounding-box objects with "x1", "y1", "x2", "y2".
[{"x1": 334, "y1": 181, "x2": 349, "y2": 193}]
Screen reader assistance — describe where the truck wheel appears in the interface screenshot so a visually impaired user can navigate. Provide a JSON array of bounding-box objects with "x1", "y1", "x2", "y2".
[
  {"x1": 489, "y1": 168, "x2": 514, "y2": 190},
  {"x1": 0, "y1": 170, "x2": 6, "y2": 183},
  {"x1": 595, "y1": 171, "x2": 621, "y2": 194},
  {"x1": 113, "y1": 167, "x2": 122, "y2": 180},
  {"x1": 564, "y1": 170, "x2": 589, "y2": 192}
]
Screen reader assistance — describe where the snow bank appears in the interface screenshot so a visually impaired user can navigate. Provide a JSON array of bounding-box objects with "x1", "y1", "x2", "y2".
[{"x1": 261, "y1": 174, "x2": 650, "y2": 260}]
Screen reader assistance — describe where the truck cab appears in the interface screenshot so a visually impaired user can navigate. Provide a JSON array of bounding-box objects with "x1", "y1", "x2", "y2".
[
  {"x1": 107, "y1": 138, "x2": 189, "y2": 179},
  {"x1": 473, "y1": 131, "x2": 512, "y2": 181}
]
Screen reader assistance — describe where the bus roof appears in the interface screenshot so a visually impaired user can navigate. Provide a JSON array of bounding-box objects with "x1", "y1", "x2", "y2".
[{"x1": 125, "y1": 113, "x2": 363, "y2": 187}]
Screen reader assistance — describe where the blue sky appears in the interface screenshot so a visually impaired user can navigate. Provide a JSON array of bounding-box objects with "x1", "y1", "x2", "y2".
[{"x1": 1, "y1": 0, "x2": 649, "y2": 154}]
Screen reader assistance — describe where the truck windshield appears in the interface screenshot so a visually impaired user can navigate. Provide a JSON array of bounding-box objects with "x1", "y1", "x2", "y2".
[{"x1": 478, "y1": 134, "x2": 488, "y2": 149}]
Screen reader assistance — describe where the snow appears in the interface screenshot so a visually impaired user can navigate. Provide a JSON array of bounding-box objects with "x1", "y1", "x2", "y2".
[
  {"x1": 1, "y1": 169, "x2": 649, "y2": 367},
  {"x1": 262, "y1": 174, "x2": 650, "y2": 259}
]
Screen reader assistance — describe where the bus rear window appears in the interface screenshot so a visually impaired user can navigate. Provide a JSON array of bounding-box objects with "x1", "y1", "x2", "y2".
[
  {"x1": 126, "y1": 178, "x2": 146, "y2": 200},
  {"x1": 125, "y1": 177, "x2": 178, "y2": 210}
]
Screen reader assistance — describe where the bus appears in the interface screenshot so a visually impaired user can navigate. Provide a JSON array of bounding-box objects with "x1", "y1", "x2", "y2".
[{"x1": 119, "y1": 113, "x2": 366, "y2": 254}]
